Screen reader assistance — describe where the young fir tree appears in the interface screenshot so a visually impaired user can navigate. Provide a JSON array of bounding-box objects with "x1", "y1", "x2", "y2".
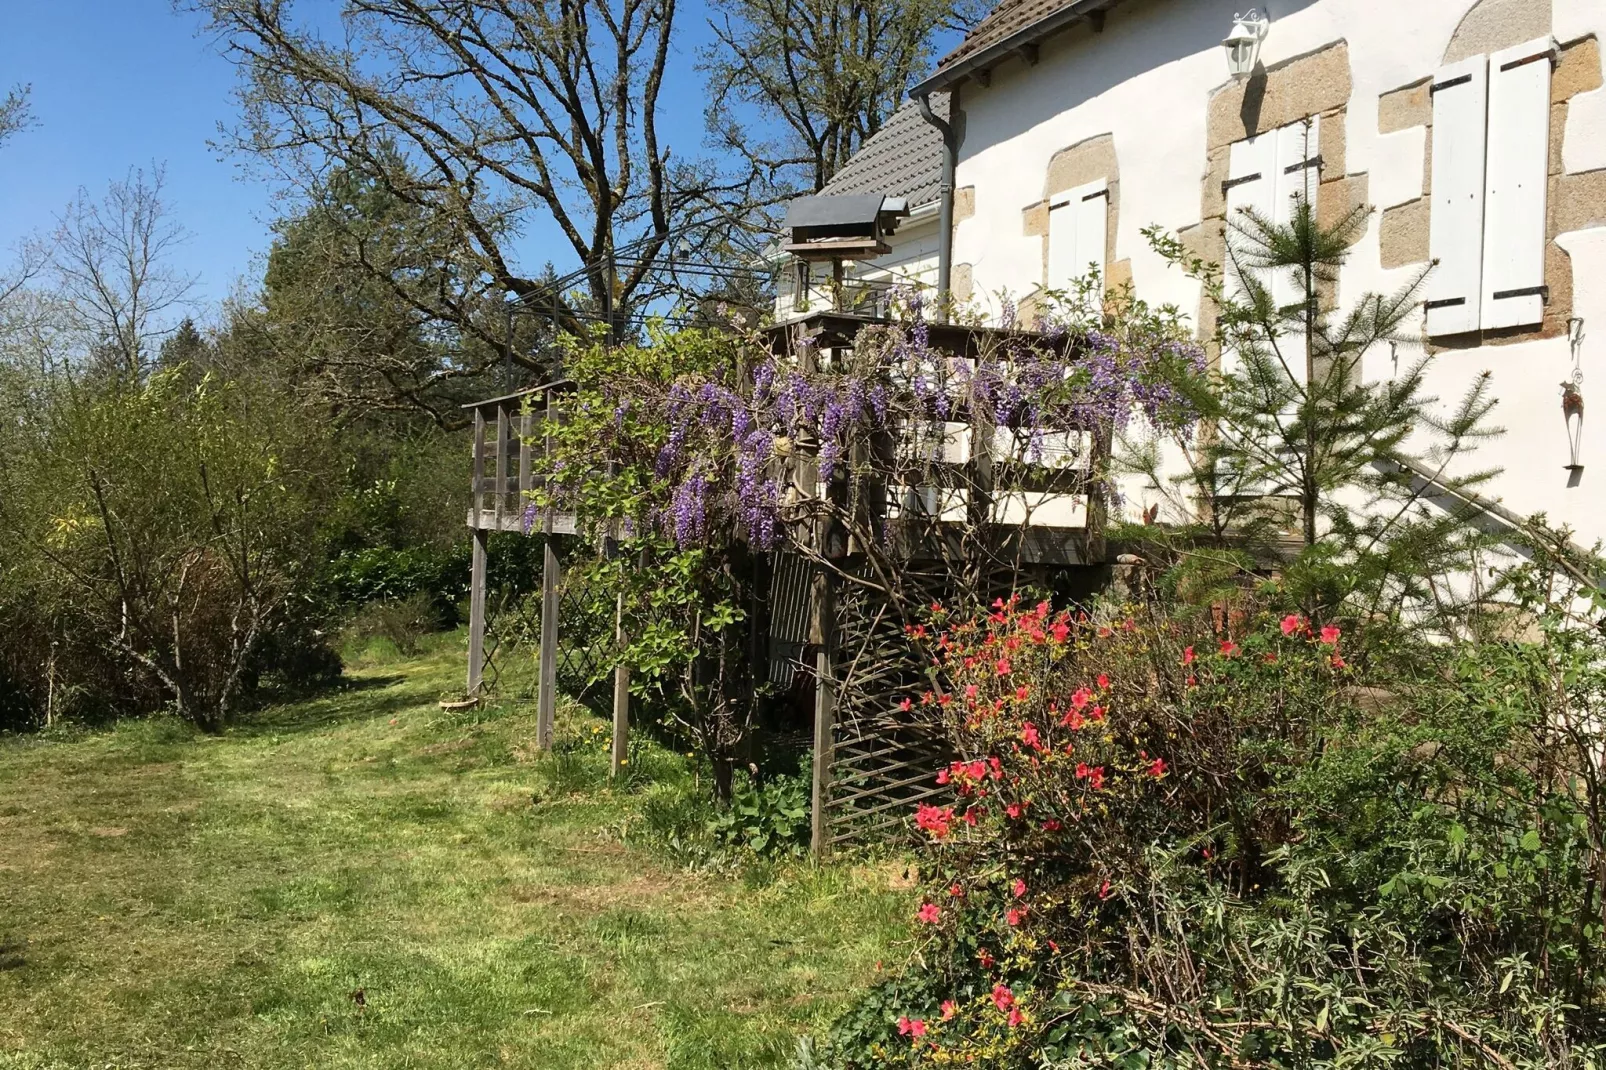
[{"x1": 1125, "y1": 174, "x2": 1506, "y2": 621}]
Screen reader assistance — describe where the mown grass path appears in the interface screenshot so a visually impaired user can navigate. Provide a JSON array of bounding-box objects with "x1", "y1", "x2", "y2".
[{"x1": 0, "y1": 641, "x2": 909, "y2": 1069}]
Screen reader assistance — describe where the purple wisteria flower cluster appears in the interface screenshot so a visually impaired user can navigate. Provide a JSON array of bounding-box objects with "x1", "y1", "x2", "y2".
[{"x1": 564, "y1": 301, "x2": 1203, "y2": 553}]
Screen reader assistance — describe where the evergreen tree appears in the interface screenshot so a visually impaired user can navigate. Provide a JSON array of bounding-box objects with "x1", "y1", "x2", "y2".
[{"x1": 1126, "y1": 185, "x2": 1506, "y2": 621}]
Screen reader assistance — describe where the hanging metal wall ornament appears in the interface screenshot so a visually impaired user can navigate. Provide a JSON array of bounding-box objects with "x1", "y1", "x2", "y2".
[{"x1": 1563, "y1": 317, "x2": 1585, "y2": 472}]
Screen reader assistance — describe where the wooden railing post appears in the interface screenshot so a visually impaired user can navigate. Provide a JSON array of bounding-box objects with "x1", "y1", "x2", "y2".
[{"x1": 494, "y1": 404, "x2": 511, "y2": 522}]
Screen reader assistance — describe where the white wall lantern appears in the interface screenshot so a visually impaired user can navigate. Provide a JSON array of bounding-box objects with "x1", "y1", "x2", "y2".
[{"x1": 1223, "y1": 10, "x2": 1270, "y2": 80}]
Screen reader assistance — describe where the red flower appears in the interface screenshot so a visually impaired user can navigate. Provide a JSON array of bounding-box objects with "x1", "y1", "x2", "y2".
[
  {"x1": 1148, "y1": 757, "x2": 1167, "y2": 777},
  {"x1": 1098, "y1": 625, "x2": 1113, "y2": 638},
  {"x1": 1005, "y1": 907, "x2": 1025, "y2": 927},
  {"x1": 1320, "y1": 624, "x2": 1341, "y2": 645},
  {"x1": 1263, "y1": 652, "x2": 1278, "y2": 664},
  {"x1": 1019, "y1": 723, "x2": 1042, "y2": 750},
  {"x1": 978, "y1": 948, "x2": 995, "y2": 968},
  {"x1": 1280, "y1": 613, "x2": 1304, "y2": 636},
  {"x1": 962, "y1": 808, "x2": 978, "y2": 826},
  {"x1": 913, "y1": 624, "x2": 927, "y2": 639},
  {"x1": 1005, "y1": 801, "x2": 1025, "y2": 819},
  {"x1": 1183, "y1": 646, "x2": 1195, "y2": 665},
  {"x1": 991, "y1": 984, "x2": 1014, "y2": 1011},
  {"x1": 917, "y1": 902, "x2": 941, "y2": 924},
  {"x1": 1096, "y1": 673, "x2": 1110, "y2": 689},
  {"x1": 897, "y1": 1016, "x2": 927, "y2": 1038},
  {"x1": 1042, "y1": 818, "x2": 1062, "y2": 831},
  {"x1": 1007, "y1": 1007, "x2": 1024, "y2": 1028},
  {"x1": 1331, "y1": 654, "x2": 1347, "y2": 669},
  {"x1": 1097, "y1": 879, "x2": 1112, "y2": 900},
  {"x1": 930, "y1": 601, "x2": 944, "y2": 613},
  {"x1": 1219, "y1": 639, "x2": 1238, "y2": 657},
  {"x1": 1089, "y1": 767, "x2": 1106, "y2": 790},
  {"x1": 1061, "y1": 708, "x2": 1085, "y2": 730},
  {"x1": 935, "y1": 768, "x2": 950, "y2": 785},
  {"x1": 1186, "y1": 675, "x2": 1198, "y2": 688},
  {"x1": 915, "y1": 803, "x2": 954, "y2": 838},
  {"x1": 949, "y1": 882, "x2": 965, "y2": 897},
  {"x1": 1090, "y1": 705, "x2": 1105, "y2": 723},
  {"x1": 1012, "y1": 878, "x2": 1027, "y2": 897},
  {"x1": 995, "y1": 657, "x2": 1012, "y2": 676},
  {"x1": 1071, "y1": 687, "x2": 1092, "y2": 710},
  {"x1": 1015, "y1": 685, "x2": 1030, "y2": 702},
  {"x1": 1050, "y1": 622, "x2": 1070, "y2": 642},
  {"x1": 1075, "y1": 762, "x2": 1089, "y2": 779},
  {"x1": 938, "y1": 693, "x2": 952, "y2": 706},
  {"x1": 899, "y1": 697, "x2": 913, "y2": 712},
  {"x1": 941, "y1": 1000, "x2": 957, "y2": 1020}
]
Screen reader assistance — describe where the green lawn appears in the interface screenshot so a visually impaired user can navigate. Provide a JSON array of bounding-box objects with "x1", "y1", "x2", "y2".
[{"x1": 0, "y1": 636, "x2": 909, "y2": 1069}]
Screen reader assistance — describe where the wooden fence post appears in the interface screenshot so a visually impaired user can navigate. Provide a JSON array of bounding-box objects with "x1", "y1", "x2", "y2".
[
  {"x1": 810, "y1": 569, "x2": 835, "y2": 857},
  {"x1": 537, "y1": 538, "x2": 559, "y2": 750},
  {"x1": 467, "y1": 527, "x2": 488, "y2": 697},
  {"x1": 611, "y1": 591, "x2": 629, "y2": 777}
]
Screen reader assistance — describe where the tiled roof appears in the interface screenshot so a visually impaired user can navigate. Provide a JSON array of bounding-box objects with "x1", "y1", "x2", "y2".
[
  {"x1": 819, "y1": 94, "x2": 949, "y2": 207},
  {"x1": 942, "y1": 0, "x2": 1074, "y2": 69},
  {"x1": 918, "y1": 0, "x2": 1128, "y2": 91}
]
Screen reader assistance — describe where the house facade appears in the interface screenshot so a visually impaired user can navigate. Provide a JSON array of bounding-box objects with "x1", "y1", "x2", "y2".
[{"x1": 807, "y1": 0, "x2": 1606, "y2": 548}]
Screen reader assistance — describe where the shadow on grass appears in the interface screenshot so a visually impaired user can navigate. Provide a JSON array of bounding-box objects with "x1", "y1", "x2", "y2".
[{"x1": 233, "y1": 673, "x2": 417, "y2": 737}]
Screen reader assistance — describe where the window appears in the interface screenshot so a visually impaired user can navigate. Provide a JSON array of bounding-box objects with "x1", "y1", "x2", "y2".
[
  {"x1": 1221, "y1": 116, "x2": 1322, "y2": 380},
  {"x1": 1425, "y1": 36, "x2": 1555, "y2": 336},
  {"x1": 1047, "y1": 179, "x2": 1109, "y2": 303}
]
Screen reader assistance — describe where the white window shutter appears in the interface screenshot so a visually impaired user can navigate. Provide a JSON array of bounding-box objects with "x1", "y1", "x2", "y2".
[
  {"x1": 1222, "y1": 132, "x2": 1278, "y2": 377},
  {"x1": 1271, "y1": 115, "x2": 1321, "y2": 312},
  {"x1": 1046, "y1": 199, "x2": 1075, "y2": 293},
  {"x1": 1481, "y1": 36, "x2": 1554, "y2": 330},
  {"x1": 1072, "y1": 180, "x2": 1109, "y2": 303},
  {"x1": 1425, "y1": 55, "x2": 1489, "y2": 336},
  {"x1": 1047, "y1": 179, "x2": 1108, "y2": 303}
]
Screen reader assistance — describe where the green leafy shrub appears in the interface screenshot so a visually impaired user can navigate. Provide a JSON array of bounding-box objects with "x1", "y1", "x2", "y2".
[
  {"x1": 709, "y1": 764, "x2": 811, "y2": 857},
  {"x1": 808, "y1": 595, "x2": 1606, "y2": 1069}
]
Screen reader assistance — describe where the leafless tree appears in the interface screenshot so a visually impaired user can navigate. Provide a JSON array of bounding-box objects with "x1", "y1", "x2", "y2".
[
  {"x1": 0, "y1": 84, "x2": 31, "y2": 148},
  {"x1": 50, "y1": 166, "x2": 197, "y2": 377},
  {"x1": 193, "y1": 0, "x2": 753, "y2": 356},
  {"x1": 701, "y1": 0, "x2": 984, "y2": 195}
]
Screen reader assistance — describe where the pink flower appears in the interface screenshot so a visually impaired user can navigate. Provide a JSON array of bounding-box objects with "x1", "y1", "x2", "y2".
[
  {"x1": 1014, "y1": 684, "x2": 1030, "y2": 701},
  {"x1": 1075, "y1": 762, "x2": 1089, "y2": 779},
  {"x1": 1096, "y1": 673, "x2": 1110, "y2": 689},
  {"x1": 897, "y1": 1016, "x2": 927, "y2": 1038},
  {"x1": 1219, "y1": 639, "x2": 1238, "y2": 657},
  {"x1": 1006, "y1": 907, "x2": 1025, "y2": 927},
  {"x1": 1089, "y1": 767, "x2": 1106, "y2": 790},
  {"x1": 1012, "y1": 878, "x2": 1027, "y2": 897},
  {"x1": 1331, "y1": 654, "x2": 1347, "y2": 669},
  {"x1": 1183, "y1": 646, "x2": 1195, "y2": 665},
  {"x1": 917, "y1": 902, "x2": 941, "y2": 924},
  {"x1": 1148, "y1": 757, "x2": 1168, "y2": 777},
  {"x1": 1320, "y1": 625, "x2": 1341, "y2": 645},
  {"x1": 964, "y1": 683, "x2": 978, "y2": 701},
  {"x1": 899, "y1": 697, "x2": 913, "y2": 712},
  {"x1": 1007, "y1": 1007, "x2": 1024, "y2": 1028},
  {"x1": 1097, "y1": 879, "x2": 1112, "y2": 900},
  {"x1": 1005, "y1": 801, "x2": 1024, "y2": 819},
  {"x1": 1050, "y1": 622, "x2": 1070, "y2": 642},
  {"x1": 995, "y1": 657, "x2": 1011, "y2": 676},
  {"x1": 991, "y1": 984, "x2": 1014, "y2": 1011},
  {"x1": 1019, "y1": 723, "x2": 1042, "y2": 750},
  {"x1": 1089, "y1": 705, "x2": 1105, "y2": 723},
  {"x1": 915, "y1": 803, "x2": 954, "y2": 838},
  {"x1": 1186, "y1": 675, "x2": 1198, "y2": 688},
  {"x1": 941, "y1": 1000, "x2": 957, "y2": 1020},
  {"x1": 1071, "y1": 687, "x2": 1092, "y2": 710},
  {"x1": 1280, "y1": 613, "x2": 1303, "y2": 636}
]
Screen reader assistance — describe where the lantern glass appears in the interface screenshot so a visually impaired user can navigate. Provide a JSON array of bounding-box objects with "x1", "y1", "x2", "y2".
[{"x1": 1223, "y1": 11, "x2": 1268, "y2": 80}]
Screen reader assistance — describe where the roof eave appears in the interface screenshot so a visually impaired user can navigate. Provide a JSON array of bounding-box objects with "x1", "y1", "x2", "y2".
[{"x1": 909, "y1": 0, "x2": 1125, "y2": 97}]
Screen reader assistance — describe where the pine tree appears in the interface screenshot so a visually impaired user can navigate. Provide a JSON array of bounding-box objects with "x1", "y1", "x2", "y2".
[{"x1": 1128, "y1": 183, "x2": 1506, "y2": 621}]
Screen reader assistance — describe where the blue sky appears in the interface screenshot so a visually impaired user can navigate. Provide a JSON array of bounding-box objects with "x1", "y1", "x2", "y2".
[{"x1": 0, "y1": 3, "x2": 948, "y2": 316}]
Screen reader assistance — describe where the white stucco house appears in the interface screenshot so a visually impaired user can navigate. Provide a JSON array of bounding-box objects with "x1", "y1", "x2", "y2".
[{"x1": 791, "y1": 0, "x2": 1606, "y2": 554}]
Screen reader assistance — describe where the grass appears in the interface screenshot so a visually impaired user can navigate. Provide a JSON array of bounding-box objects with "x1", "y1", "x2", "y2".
[{"x1": 0, "y1": 632, "x2": 912, "y2": 1069}]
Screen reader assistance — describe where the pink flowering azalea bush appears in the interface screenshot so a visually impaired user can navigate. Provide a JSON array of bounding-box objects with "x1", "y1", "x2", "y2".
[{"x1": 805, "y1": 593, "x2": 1606, "y2": 1069}]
